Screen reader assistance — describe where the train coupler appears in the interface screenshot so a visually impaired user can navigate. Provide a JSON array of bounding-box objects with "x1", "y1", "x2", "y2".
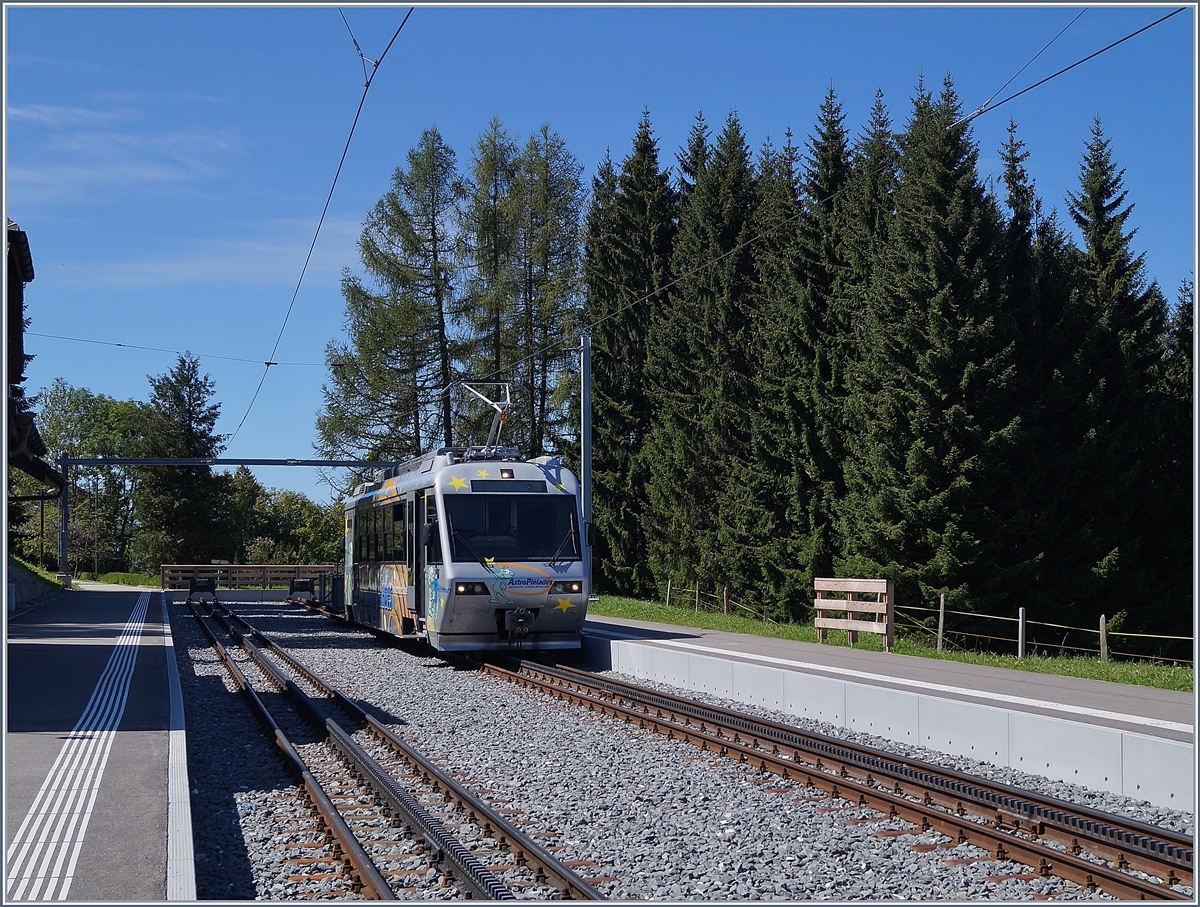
[{"x1": 505, "y1": 608, "x2": 534, "y2": 647}]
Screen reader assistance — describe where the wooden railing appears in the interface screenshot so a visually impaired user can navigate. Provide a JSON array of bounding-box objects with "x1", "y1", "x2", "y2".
[
  {"x1": 161, "y1": 564, "x2": 336, "y2": 590},
  {"x1": 814, "y1": 577, "x2": 895, "y2": 652}
]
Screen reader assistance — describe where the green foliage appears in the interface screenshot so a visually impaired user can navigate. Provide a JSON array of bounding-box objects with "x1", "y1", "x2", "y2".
[
  {"x1": 94, "y1": 571, "x2": 159, "y2": 587},
  {"x1": 585, "y1": 82, "x2": 1189, "y2": 661},
  {"x1": 319, "y1": 119, "x2": 585, "y2": 478},
  {"x1": 131, "y1": 354, "x2": 227, "y2": 568},
  {"x1": 8, "y1": 555, "x2": 65, "y2": 590},
  {"x1": 643, "y1": 111, "x2": 760, "y2": 602},
  {"x1": 585, "y1": 111, "x2": 678, "y2": 597},
  {"x1": 10, "y1": 379, "x2": 147, "y2": 573},
  {"x1": 842, "y1": 76, "x2": 1013, "y2": 615}
]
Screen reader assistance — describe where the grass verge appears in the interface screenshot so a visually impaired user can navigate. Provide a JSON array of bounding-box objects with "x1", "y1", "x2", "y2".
[
  {"x1": 94, "y1": 571, "x2": 160, "y2": 587},
  {"x1": 590, "y1": 595, "x2": 1193, "y2": 694},
  {"x1": 8, "y1": 556, "x2": 65, "y2": 590}
]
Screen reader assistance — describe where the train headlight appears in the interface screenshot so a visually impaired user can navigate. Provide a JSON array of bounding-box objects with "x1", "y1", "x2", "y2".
[
  {"x1": 455, "y1": 582, "x2": 490, "y2": 595},
  {"x1": 550, "y1": 581, "x2": 582, "y2": 594}
]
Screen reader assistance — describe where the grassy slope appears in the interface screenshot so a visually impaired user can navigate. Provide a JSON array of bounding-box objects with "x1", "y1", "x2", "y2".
[
  {"x1": 7, "y1": 556, "x2": 65, "y2": 590},
  {"x1": 590, "y1": 596, "x2": 1194, "y2": 694}
]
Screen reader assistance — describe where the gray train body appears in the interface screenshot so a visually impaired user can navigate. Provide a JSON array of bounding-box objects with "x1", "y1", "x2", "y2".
[{"x1": 343, "y1": 445, "x2": 588, "y2": 651}]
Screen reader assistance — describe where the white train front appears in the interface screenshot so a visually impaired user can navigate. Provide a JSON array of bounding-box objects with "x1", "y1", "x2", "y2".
[{"x1": 343, "y1": 446, "x2": 590, "y2": 651}]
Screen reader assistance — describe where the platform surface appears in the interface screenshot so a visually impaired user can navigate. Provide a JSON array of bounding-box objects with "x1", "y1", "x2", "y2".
[
  {"x1": 583, "y1": 614, "x2": 1195, "y2": 741},
  {"x1": 5, "y1": 588, "x2": 175, "y2": 901}
]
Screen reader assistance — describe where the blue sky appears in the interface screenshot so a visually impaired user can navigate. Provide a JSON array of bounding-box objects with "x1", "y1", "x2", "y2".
[{"x1": 5, "y1": 5, "x2": 1195, "y2": 503}]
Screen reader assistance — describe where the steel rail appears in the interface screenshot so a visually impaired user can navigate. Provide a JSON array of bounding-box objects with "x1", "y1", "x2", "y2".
[
  {"x1": 522, "y1": 659, "x2": 1193, "y2": 884},
  {"x1": 218, "y1": 603, "x2": 605, "y2": 901},
  {"x1": 203, "y1": 605, "x2": 514, "y2": 901},
  {"x1": 479, "y1": 657, "x2": 1191, "y2": 901},
  {"x1": 185, "y1": 601, "x2": 396, "y2": 899}
]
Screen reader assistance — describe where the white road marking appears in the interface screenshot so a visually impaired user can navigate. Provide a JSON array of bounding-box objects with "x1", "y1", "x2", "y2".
[
  {"x1": 584, "y1": 626, "x2": 1194, "y2": 735},
  {"x1": 6, "y1": 592, "x2": 149, "y2": 901}
]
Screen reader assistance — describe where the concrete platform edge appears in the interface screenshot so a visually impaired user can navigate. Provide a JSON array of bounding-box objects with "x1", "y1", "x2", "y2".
[
  {"x1": 162, "y1": 592, "x2": 197, "y2": 900},
  {"x1": 582, "y1": 633, "x2": 1195, "y2": 809}
]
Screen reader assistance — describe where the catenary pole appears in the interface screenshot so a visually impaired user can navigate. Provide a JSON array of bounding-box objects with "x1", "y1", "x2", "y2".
[
  {"x1": 580, "y1": 333, "x2": 593, "y2": 597},
  {"x1": 57, "y1": 453, "x2": 70, "y2": 587}
]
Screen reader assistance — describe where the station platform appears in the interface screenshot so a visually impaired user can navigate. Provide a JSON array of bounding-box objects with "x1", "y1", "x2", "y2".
[
  {"x1": 4, "y1": 587, "x2": 193, "y2": 901},
  {"x1": 582, "y1": 614, "x2": 1196, "y2": 810}
]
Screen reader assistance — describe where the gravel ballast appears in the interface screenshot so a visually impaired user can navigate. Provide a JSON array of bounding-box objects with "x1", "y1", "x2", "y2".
[{"x1": 173, "y1": 598, "x2": 1193, "y2": 900}]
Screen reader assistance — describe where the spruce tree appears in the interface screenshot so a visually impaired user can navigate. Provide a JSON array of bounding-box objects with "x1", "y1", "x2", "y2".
[
  {"x1": 1063, "y1": 118, "x2": 1170, "y2": 624},
  {"x1": 585, "y1": 112, "x2": 678, "y2": 596},
  {"x1": 841, "y1": 76, "x2": 1011, "y2": 613},
  {"x1": 133, "y1": 354, "x2": 228, "y2": 567},
  {"x1": 746, "y1": 132, "x2": 808, "y2": 615},
  {"x1": 643, "y1": 111, "x2": 758, "y2": 600},
  {"x1": 795, "y1": 87, "x2": 854, "y2": 590}
]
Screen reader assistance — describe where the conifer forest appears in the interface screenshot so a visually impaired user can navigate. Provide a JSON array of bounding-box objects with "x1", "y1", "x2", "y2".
[{"x1": 321, "y1": 78, "x2": 1191, "y2": 659}]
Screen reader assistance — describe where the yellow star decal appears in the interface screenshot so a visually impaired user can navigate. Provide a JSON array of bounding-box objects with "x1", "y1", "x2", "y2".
[
  {"x1": 554, "y1": 598, "x2": 574, "y2": 612},
  {"x1": 477, "y1": 469, "x2": 490, "y2": 477},
  {"x1": 448, "y1": 476, "x2": 468, "y2": 491},
  {"x1": 555, "y1": 482, "x2": 566, "y2": 491},
  {"x1": 485, "y1": 557, "x2": 496, "y2": 568}
]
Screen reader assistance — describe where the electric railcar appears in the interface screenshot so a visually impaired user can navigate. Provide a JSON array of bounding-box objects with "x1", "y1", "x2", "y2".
[{"x1": 342, "y1": 445, "x2": 590, "y2": 651}]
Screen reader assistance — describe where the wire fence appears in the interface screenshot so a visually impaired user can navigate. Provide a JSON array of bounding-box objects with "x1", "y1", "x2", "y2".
[
  {"x1": 663, "y1": 578, "x2": 778, "y2": 625},
  {"x1": 896, "y1": 603, "x2": 1193, "y2": 666},
  {"x1": 657, "y1": 575, "x2": 1192, "y2": 666}
]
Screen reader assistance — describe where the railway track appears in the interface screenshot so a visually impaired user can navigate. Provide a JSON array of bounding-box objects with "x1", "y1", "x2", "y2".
[
  {"x1": 476, "y1": 656, "x2": 1193, "y2": 901},
  {"x1": 188, "y1": 599, "x2": 604, "y2": 900}
]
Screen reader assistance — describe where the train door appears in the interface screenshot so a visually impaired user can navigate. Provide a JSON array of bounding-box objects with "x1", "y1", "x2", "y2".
[
  {"x1": 344, "y1": 507, "x2": 356, "y2": 616},
  {"x1": 405, "y1": 491, "x2": 420, "y2": 624}
]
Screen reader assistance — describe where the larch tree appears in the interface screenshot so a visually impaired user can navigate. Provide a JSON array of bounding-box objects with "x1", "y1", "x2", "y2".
[
  {"x1": 456, "y1": 116, "x2": 522, "y2": 443},
  {"x1": 317, "y1": 125, "x2": 465, "y2": 480},
  {"x1": 510, "y1": 124, "x2": 585, "y2": 457}
]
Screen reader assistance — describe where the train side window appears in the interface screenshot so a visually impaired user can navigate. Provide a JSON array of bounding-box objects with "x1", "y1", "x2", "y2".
[
  {"x1": 373, "y1": 508, "x2": 381, "y2": 562},
  {"x1": 426, "y1": 493, "x2": 442, "y2": 564},
  {"x1": 393, "y1": 503, "x2": 406, "y2": 561},
  {"x1": 369, "y1": 508, "x2": 378, "y2": 562}
]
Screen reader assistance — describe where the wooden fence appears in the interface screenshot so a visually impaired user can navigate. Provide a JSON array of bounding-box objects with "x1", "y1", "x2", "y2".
[
  {"x1": 161, "y1": 564, "x2": 336, "y2": 591},
  {"x1": 814, "y1": 577, "x2": 895, "y2": 652}
]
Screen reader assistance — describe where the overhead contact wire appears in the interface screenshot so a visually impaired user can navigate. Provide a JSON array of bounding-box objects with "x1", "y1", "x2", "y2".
[{"x1": 227, "y1": 8, "x2": 415, "y2": 447}]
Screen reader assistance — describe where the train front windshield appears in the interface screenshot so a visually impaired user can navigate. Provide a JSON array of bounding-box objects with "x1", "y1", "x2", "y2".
[{"x1": 443, "y1": 494, "x2": 580, "y2": 563}]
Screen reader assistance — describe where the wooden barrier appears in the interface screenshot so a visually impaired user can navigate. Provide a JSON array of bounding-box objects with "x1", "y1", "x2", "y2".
[
  {"x1": 161, "y1": 564, "x2": 336, "y2": 590},
  {"x1": 814, "y1": 577, "x2": 895, "y2": 652}
]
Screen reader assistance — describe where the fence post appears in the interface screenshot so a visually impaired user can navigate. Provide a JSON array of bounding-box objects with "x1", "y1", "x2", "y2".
[
  {"x1": 884, "y1": 580, "x2": 895, "y2": 652},
  {"x1": 1100, "y1": 614, "x2": 1108, "y2": 662},
  {"x1": 665, "y1": 578, "x2": 672, "y2": 609},
  {"x1": 723, "y1": 586, "x2": 728, "y2": 614},
  {"x1": 694, "y1": 580, "x2": 700, "y2": 612},
  {"x1": 1018, "y1": 607, "x2": 1027, "y2": 659},
  {"x1": 937, "y1": 593, "x2": 945, "y2": 653}
]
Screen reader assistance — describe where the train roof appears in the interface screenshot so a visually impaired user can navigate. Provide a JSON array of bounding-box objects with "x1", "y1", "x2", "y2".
[{"x1": 349, "y1": 447, "x2": 577, "y2": 502}]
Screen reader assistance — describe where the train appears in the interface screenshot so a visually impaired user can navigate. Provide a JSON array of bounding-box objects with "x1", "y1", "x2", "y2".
[{"x1": 339, "y1": 386, "x2": 591, "y2": 651}]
